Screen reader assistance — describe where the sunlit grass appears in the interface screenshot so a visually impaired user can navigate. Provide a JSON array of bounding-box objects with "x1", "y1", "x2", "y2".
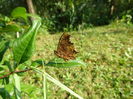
[{"x1": 30, "y1": 23, "x2": 133, "y2": 99}]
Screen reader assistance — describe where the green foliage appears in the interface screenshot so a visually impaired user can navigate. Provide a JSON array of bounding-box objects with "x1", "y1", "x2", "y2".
[
  {"x1": 0, "y1": 0, "x2": 133, "y2": 32},
  {"x1": 0, "y1": 7, "x2": 86, "y2": 99},
  {"x1": 12, "y1": 18, "x2": 41, "y2": 65},
  {"x1": 0, "y1": 0, "x2": 26, "y2": 16},
  {"x1": 121, "y1": 14, "x2": 132, "y2": 25},
  {"x1": 0, "y1": 88, "x2": 11, "y2": 99},
  {"x1": 0, "y1": 9, "x2": 29, "y2": 40},
  {"x1": 33, "y1": 0, "x2": 133, "y2": 31},
  {"x1": 11, "y1": 7, "x2": 27, "y2": 21},
  {"x1": 0, "y1": 24, "x2": 21, "y2": 32}
]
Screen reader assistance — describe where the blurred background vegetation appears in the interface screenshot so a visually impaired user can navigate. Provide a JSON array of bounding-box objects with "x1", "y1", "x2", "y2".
[
  {"x1": 0, "y1": 0, "x2": 133, "y2": 32},
  {"x1": 0, "y1": 0, "x2": 133, "y2": 99}
]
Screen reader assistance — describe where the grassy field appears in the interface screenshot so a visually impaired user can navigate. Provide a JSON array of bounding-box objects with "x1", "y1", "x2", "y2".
[{"x1": 24, "y1": 23, "x2": 133, "y2": 99}]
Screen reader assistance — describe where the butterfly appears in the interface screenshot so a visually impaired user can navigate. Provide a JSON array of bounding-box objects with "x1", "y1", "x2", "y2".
[{"x1": 54, "y1": 33, "x2": 78, "y2": 61}]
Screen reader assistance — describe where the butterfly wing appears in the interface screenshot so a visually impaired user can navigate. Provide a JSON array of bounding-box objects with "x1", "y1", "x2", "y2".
[{"x1": 54, "y1": 33, "x2": 77, "y2": 60}]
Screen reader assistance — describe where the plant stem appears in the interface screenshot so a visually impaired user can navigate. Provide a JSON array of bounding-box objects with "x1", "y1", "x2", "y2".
[
  {"x1": 46, "y1": 73, "x2": 84, "y2": 99},
  {"x1": 42, "y1": 60, "x2": 47, "y2": 99},
  {"x1": 30, "y1": 66, "x2": 83, "y2": 99},
  {"x1": 0, "y1": 69, "x2": 32, "y2": 79}
]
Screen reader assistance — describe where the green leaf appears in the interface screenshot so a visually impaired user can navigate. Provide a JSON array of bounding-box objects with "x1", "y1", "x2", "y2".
[
  {"x1": 32, "y1": 58, "x2": 86, "y2": 68},
  {"x1": 0, "y1": 41, "x2": 9, "y2": 62},
  {"x1": 12, "y1": 17, "x2": 41, "y2": 65},
  {"x1": 13, "y1": 74, "x2": 21, "y2": 99},
  {"x1": 0, "y1": 64, "x2": 9, "y2": 76},
  {"x1": 11, "y1": 7, "x2": 27, "y2": 21},
  {"x1": 4, "y1": 84, "x2": 14, "y2": 93},
  {"x1": 46, "y1": 59, "x2": 86, "y2": 68},
  {"x1": 0, "y1": 24, "x2": 21, "y2": 32},
  {"x1": 0, "y1": 88, "x2": 11, "y2": 99}
]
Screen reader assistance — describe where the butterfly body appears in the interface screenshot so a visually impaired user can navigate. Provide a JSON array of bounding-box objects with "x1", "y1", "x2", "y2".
[{"x1": 54, "y1": 33, "x2": 78, "y2": 61}]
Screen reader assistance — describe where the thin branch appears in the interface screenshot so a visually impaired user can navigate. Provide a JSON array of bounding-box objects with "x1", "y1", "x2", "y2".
[{"x1": 0, "y1": 69, "x2": 32, "y2": 79}]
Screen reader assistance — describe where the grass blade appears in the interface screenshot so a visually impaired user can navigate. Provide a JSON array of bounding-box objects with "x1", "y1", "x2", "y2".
[
  {"x1": 30, "y1": 66, "x2": 83, "y2": 99},
  {"x1": 46, "y1": 73, "x2": 83, "y2": 99},
  {"x1": 42, "y1": 60, "x2": 47, "y2": 99}
]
